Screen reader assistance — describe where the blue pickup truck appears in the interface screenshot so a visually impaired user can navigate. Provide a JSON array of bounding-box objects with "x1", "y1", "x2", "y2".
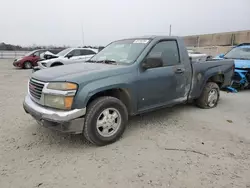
[
  {"x1": 214, "y1": 43, "x2": 250, "y2": 90},
  {"x1": 23, "y1": 36, "x2": 234, "y2": 146}
]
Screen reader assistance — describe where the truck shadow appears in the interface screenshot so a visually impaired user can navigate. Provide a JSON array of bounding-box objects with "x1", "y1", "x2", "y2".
[
  {"x1": 126, "y1": 103, "x2": 194, "y2": 131},
  {"x1": 27, "y1": 103, "x2": 196, "y2": 149}
]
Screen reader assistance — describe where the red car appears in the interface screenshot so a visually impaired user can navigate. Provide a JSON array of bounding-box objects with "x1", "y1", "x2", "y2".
[{"x1": 13, "y1": 49, "x2": 47, "y2": 69}]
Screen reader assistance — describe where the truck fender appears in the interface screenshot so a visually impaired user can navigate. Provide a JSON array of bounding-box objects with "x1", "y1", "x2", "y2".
[
  {"x1": 73, "y1": 79, "x2": 137, "y2": 114},
  {"x1": 198, "y1": 71, "x2": 224, "y2": 97}
]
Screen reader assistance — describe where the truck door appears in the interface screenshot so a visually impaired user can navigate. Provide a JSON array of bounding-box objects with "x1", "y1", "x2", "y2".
[{"x1": 137, "y1": 40, "x2": 187, "y2": 111}]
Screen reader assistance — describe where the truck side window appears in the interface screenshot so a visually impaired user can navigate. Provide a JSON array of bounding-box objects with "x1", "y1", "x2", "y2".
[{"x1": 148, "y1": 41, "x2": 180, "y2": 66}]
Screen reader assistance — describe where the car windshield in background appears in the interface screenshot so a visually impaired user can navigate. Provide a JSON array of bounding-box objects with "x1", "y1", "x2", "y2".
[
  {"x1": 50, "y1": 49, "x2": 64, "y2": 54},
  {"x1": 224, "y1": 47, "x2": 250, "y2": 60},
  {"x1": 25, "y1": 50, "x2": 37, "y2": 56},
  {"x1": 56, "y1": 48, "x2": 72, "y2": 57},
  {"x1": 89, "y1": 39, "x2": 151, "y2": 64}
]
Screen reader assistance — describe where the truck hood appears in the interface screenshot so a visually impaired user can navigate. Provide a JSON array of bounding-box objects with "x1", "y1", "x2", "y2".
[{"x1": 32, "y1": 63, "x2": 130, "y2": 83}]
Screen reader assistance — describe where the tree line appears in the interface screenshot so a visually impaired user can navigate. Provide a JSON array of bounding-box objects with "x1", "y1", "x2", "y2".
[{"x1": 0, "y1": 42, "x2": 105, "y2": 51}]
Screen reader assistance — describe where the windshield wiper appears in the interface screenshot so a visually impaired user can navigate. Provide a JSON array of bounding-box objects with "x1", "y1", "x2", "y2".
[
  {"x1": 98, "y1": 60, "x2": 117, "y2": 64},
  {"x1": 85, "y1": 59, "x2": 118, "y2": 64}
]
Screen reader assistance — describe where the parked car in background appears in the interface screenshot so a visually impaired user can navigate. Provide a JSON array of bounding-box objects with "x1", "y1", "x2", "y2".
[
  {"x1": 40, "y1": 49, "x2": 65, "y2": 60},
  {"x1": 24, "y1": 36, "x2": 234, "y2": 146},
  {"x1": 214, "y1": 43, "x2": 250, "y2": 90},
  {"x1": 188, "y1": 49, "x2": 212, "y2": 62},
  {"x1": 33, "y1": 47, "x2": 97, "y2": 72},
  {"x1": 13, "y1": 49, "x2": 47, "y2": 69}
]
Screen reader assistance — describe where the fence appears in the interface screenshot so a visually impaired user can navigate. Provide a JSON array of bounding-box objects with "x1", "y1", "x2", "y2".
[
  {"x1": 189, "y1": 46, "x2": 233, "y2": 56},
  {"x1": 0, "y1": 51, "x2": 30, "y2": 59},
  {"x1": 183, "y1": 30, "x2": 250, "y2": 47}
]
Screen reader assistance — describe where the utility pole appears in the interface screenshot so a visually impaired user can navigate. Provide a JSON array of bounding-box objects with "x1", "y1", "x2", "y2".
[
  {"x1": 81, "y1": 24, "x2": 84, "y2": 47},
  {"x1": 169, "y1": 24, "x2": 172, "y2": 36}
]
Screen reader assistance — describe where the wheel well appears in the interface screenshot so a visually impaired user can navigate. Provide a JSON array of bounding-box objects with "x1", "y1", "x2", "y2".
[
  {"x1": 51, "y1": 62, "x2": 63, "y2": 67},
  {"x1": 207, "y1": 74, "x2": 224, "y2": 87},
  {"x1": 87, "y1": 88, "x2": 132, "y2": 114}
]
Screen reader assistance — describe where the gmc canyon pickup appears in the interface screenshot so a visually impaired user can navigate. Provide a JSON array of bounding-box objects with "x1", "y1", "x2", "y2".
[{"x1": 23, "y1": 36, "x2": 234, "y2": 146}]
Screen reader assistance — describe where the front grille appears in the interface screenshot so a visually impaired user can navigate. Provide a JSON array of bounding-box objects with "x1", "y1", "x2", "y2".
[{"x1": 29, "y1": 79, "x2": 45, "y2": 100}]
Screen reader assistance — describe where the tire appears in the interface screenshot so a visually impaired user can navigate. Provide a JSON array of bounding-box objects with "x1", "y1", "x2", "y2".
[
  {"x1": 83, "y1": 96, "x2": 128, "y2": 146},
  {"x1": 196, "y1": 82, "x2": 220, "y2": 109},
  {"x1": 23, "y1": 61, "x2": 32, "y2": 69}
]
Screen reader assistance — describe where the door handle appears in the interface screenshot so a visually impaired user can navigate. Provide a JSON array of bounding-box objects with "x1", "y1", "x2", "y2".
[{"x1": 175, "y1": 68, "x2": 185, "y2": 74}]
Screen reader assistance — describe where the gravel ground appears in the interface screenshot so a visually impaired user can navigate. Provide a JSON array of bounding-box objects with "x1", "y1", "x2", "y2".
[{"x1": 0, "y1": 59, "x2": 250, "y2": 188}]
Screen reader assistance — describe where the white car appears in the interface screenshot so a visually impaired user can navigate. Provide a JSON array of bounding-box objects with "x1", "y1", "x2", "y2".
[
  {"x1": 36, "y1": 47, "x2": 97, "y2": 70},
  {"x1": 188, "y1": 49, "x2": 212, "y2": 62}
]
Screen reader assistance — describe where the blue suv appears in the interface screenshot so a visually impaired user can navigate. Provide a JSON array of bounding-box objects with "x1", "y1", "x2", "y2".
[{"x1": 214, "y1": 43, "x2": 250, "y2": 91}]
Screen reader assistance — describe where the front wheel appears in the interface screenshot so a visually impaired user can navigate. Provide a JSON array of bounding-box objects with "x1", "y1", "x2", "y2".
[
  {"x1": 23, "y1": 61, "x2": 32, "y2": 69},
  {"x1": 83, "y1": 96, "x2": 128, "y2": 146},
  {"x1": 196, "y1": 82, "x2": 220, "y2": 109}
]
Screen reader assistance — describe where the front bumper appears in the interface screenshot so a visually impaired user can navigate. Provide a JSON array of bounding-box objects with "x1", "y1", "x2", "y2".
[
  {"x1": 13, "y1": 61, "x2": 21, "y2": 67},
  {"x1": 23, "y1": 95, "x2": 86, "y2": 134},
  {"x1": 231, "y1": 68, "x2": 250, "y2": 89}
]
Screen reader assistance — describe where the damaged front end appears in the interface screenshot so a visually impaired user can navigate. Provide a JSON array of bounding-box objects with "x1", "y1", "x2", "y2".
[
  {"x1": 215, "y1": 43, "x2": 250, "y2": 92},
  {"x1": 230, "y1": 68, "x2": 250, "y2": 91}
]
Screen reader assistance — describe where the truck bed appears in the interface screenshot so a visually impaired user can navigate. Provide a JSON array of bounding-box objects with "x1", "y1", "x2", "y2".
[{"x1": 189, "y1": 59, "x2": 234, "y2": 99}]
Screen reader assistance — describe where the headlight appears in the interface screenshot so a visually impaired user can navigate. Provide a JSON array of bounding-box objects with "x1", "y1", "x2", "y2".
[
  {"x1": 44, "y1": 94, "x2": 74, "y2": 110},
  {"x1": 44, "y1": 82, "x2": 78, "y2": 110},
  {"x1": 47, "y1": 82, "x2": 77, "y2": 90}
]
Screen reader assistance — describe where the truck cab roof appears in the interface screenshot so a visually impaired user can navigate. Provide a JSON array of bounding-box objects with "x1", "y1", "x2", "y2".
[{"x1": 117, "y1": 35, "x2": 182, "y2": 41}]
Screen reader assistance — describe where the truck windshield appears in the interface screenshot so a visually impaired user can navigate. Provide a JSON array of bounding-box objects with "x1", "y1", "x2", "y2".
[
  {"x1": 89, "y1": 39, "x2": 151, "y2": 64},
  {"x1": 224, "y1": 47, "x2": 250, "y2": 60}
]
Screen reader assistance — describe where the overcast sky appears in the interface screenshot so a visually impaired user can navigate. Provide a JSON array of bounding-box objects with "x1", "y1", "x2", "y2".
[{"x1": 0, "y1": 0, "x2": 249, "y2": 46}]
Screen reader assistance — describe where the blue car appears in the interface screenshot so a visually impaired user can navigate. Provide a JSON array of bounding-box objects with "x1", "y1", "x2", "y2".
[{"x1": 214, "y1": 43, "x2": 250, "y2": 91}]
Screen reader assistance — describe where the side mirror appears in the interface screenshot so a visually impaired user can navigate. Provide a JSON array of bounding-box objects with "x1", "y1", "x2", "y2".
[
  {"x1": 142, "y1": 56, "x2": 163, "y2": 70},
  {"x1": 66, "y1": 54, "x2": 73, "y2": 59},
  {"x1": 218, "y1": 53, "x2": 225, "y2": 58}
]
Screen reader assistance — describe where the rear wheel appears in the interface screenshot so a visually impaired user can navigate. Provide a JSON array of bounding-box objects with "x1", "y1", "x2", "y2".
[
  {"x1": 23, "y1": 61, "x2": 32, "y2": 69},
  {"x1": 196, "y1": 82, "x2": 220, "y2": 109},
  {"x1": 83, "y1": 96, "x2": 128, "y2": 146}
]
